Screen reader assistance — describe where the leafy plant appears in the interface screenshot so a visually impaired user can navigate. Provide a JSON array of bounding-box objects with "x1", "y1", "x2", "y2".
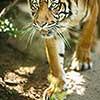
[{"x1": 0, "y1": 18, "x2": 17, "y2": 38}]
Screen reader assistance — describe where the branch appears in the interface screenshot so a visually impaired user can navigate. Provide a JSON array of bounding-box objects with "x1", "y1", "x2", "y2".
[{"x1": 0, "y1": 0, "x2": 19, "y2": 18}]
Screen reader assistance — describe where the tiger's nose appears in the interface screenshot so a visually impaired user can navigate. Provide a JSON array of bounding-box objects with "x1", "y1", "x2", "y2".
[
  {"x1": 38, "y1": 21, "x2": 48, "y2": 27},
  {"x1": 34, "y1": 19, "x2": 47, "y2": 27},
  {"x1": 35, "y1": 20, "x2": 56, "y2": 28}
]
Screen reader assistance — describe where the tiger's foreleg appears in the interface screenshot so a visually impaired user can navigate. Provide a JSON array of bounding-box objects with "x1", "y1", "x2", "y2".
[
  {"x1": 43, "y1": 37, "x2": 67, "y2": 99},
  {"x1": 70, "y1": 2, "x2": 99, "y2": 71}
]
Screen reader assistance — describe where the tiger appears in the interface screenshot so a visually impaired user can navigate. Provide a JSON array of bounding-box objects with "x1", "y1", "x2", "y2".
[{"x1": 28, "y1": 0, "x2": 99, "y2": 99}]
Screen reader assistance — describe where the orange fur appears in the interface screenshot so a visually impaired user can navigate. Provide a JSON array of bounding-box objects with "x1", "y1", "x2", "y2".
[
  {"x1": 29, "y1": 0, "x2": 99, "y2": 98},
  {"x1": 74, "y1": 0, "x2": 99, "y2": 64}
]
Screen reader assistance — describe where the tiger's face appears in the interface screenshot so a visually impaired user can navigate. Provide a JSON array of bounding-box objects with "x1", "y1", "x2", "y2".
[{"x1": 29, "y1": 0, "x2": 78, "y2": 38}]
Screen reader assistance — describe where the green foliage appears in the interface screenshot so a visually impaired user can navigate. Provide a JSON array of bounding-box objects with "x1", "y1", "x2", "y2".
[
  {"x1": 50, "y1": 91, "x2": 68, "y2": 100},
  {"x1": 0, "y1": 18, "x2": 17, "y2": 38}
]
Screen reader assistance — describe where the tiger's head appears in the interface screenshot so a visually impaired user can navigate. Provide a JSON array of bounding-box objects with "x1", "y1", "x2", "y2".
[{"x1": 28, "y1": 0, "x2": 78, "y2": 38}]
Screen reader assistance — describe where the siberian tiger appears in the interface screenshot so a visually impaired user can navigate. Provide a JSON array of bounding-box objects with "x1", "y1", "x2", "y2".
[{"x1": 28, "y1": 0, "x2": 99, "y2": 99}]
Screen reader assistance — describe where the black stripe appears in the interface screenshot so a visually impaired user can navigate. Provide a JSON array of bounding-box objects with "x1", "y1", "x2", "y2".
[
  {"x1": 75, "y1": 0, "x2": 78, "y2": 6},
  {"x1": 76, "y1": 0, "x2": 78, "y2": 5},
  {"x1": 80, "y1": 0, "x2": 89, "y2": 22},
  {"x1": 67, "y1": 0, "x2": 73, "y2": 17},
  {"x1": 59, "y1": 53, "x2": 64, "y2": 57},
  {"x1": 67, "y1": 0, "x2": 71, "y2": 10},
  {"x1": 61, "y1": 2, "x2": 66, "y2": 11}
]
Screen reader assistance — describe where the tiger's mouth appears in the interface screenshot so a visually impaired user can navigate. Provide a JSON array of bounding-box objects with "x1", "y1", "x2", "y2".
[{"x1": 40, "y1": 29, "x2": 54, "y2": 38}]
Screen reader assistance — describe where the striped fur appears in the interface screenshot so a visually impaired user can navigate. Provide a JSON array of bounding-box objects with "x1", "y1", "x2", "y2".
[{"x1": 27, "y1": 0, "x2": 99, "y2": 99}]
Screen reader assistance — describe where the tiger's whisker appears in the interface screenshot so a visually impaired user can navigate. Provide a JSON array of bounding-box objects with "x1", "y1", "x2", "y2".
[
  {"x1": 21, "y1": 30, "x2": 30, "y2": 49},
  {"x1": 20, "y1": 24, "x2": 33, "y2": 35},
  {"x1": 24, "y1": 29, "x2": 37, "y2": 49},
  {"x1": 22, "y1": 23, "x2": 33, "y2": 30},
  {"x1": 59, "y1": 32, "x2": 71, "y2": 49},
  {"x1": 53, "y1": 27, "x2": 71, "y2": 48},
  {"x1": 29, "y1": 29, "x2": 37, "y2": 46},
  {"x1": 17, "y1": 22, "x2": 37, "y2": 49},
  {"x1": 26, "y1": 30, "x2": 33, "y2": 47},
  {"x1": 19, "y1": 27, "x2": 33, "y2": 39}
]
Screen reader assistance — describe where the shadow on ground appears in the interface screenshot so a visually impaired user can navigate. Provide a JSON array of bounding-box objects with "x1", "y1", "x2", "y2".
[{"x1": 0, "y1": 33, "x2": 49, "y2": 100}]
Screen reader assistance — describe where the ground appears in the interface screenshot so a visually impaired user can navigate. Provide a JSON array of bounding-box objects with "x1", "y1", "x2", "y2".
[
  {"x1": 0, "y1": 32, "x2": 100, "y2": 100},
  {"x1": 0, "y1": 33, "x2": 49, "y2": 100}
]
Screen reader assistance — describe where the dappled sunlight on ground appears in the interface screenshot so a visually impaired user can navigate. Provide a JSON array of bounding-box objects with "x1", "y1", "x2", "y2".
[
  {"x1": 0, "y1": 67, "x2": 86, "y2": 100},
  {"x1": 65, "y1": 71, "x2": 85, "y2": 95},
  {"x1": 0, "y1": 65, "x2": 48, "y2": 100},
  {"x1": 15, "y1": 66, "x2": 36, "y2": 76}
]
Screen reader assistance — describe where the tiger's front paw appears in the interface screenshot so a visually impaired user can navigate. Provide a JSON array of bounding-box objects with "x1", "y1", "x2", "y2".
[
  {"x1": 43, "y1": 84, "x2": 68, "y2": 100},
  {"x1": 43, "y1": 84, "x2": 55, "y2": 100},
  {"x1": 43, "y1": 75, "x2": 68, "y2": 100},
  {"x1": 70, "y1": 50, "x2": 92, "y2": 71}
]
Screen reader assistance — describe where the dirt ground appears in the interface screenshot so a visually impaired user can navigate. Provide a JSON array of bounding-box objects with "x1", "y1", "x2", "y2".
[
  {"x1": 0, "y1": 33, "x2": 49, "y2": 100},
  {"x1": 0, "y1": 2, "x2": 100, "y2": 100},
  {"x1": 0, "y1": 31, "x2": 100, "y2": 100}
]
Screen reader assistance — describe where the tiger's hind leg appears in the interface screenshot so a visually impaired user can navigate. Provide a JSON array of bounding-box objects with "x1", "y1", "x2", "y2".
[
  {"x1": 43, "y1": 38, "x2": 67, "y2": 100},
  {"x1": 70, "y1": 2, "x2": 98, "y2": 71}
]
